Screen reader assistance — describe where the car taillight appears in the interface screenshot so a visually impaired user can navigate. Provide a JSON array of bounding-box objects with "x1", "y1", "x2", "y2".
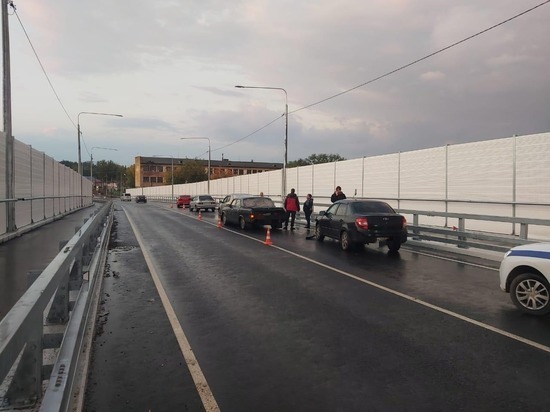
[
  {"x1": 250, "y1": 213, "x2": 255, "y2": 219},
  {"x1": 355, "y1": 217, "x2": 368, "y2": 229}
]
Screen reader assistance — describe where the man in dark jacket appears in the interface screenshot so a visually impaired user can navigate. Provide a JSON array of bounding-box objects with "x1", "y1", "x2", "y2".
[
  {"x1": 303, "y1": 194, "x2": 314, "y2": 229},
  {"x1": 331, "y1": 186, "x2": 346, "y2": 203}
]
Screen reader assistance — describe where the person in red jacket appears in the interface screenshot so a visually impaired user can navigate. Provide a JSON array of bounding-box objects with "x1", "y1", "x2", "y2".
[{"x1": 283, "y1": 188, "x2": 300, "y2": 230}]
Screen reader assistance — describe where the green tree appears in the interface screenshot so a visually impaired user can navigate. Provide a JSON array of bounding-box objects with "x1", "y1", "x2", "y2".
[
  {"x1": 172, "y1": 160, "x2": 207, "y2": 184},
  {"x1": 125, "y1": 165, "x2": 135, "y2": 189},
  {"x1": 60, "y1": 160, "x2": 78, "y2": 172},
  {"x1": 288, "y1": 153, "x2": 346, "y2": 167}
]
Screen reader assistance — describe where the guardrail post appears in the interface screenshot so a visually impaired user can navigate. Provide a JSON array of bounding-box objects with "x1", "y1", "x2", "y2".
[
  {"x1": 457, "y1": 217, "x2": 467, "y2": 248},
  {"x1": 46, "y1": 270, "x2": 70, "y2": 324},
  {"x1": 3, "y1": 314, "x2": 43, "y2": 408},
  {"x1": 412, "y1": 214, "x2": 420, "y2": 239},
  {"x1": 519, "y1": 223, "x2": 528, "y2": 240}
]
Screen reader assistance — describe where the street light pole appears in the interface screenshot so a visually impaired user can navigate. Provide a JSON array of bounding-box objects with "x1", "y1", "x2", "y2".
[
  {"x1": 3, "y1": 0, "x2": 16, "y2": 232},
  {"x1": 77, "y1": 111, "x2": 123, "y2": 205},
  {"x1": 235, "y1": 85, "x2": 288, "y2": 198},
  {"x1": 180, "y1": 137, "x2": 211, "y2": 194}
]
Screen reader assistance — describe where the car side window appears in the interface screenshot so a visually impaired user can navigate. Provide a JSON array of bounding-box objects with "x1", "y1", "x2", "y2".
[
  {"x1": 326, "y1": 204, "x2": 339, "y2": 216},
  {"x1": 335, "y1": 204, "x2": 348, "y2": 216}
]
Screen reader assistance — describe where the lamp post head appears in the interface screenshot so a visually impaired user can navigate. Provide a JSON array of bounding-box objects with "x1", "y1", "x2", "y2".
[{"x1": 235, "y1": 85, "x2": 245, "y2": 88}]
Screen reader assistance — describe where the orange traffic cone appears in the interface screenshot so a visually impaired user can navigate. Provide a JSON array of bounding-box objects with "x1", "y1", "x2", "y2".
[
  {"x1": 198, "y1": 210, "x2": 202, "y2": 220},
  {"x1": 217, "y1": 215, "x2": 223, "y2": 228},
  {"x1": 264, "y1": 226, "x2": 273, "y2": 246}
]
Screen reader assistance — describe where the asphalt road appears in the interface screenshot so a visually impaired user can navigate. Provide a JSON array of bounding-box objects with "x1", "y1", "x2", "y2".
[{"x1": 84, "y1": 201, "x2": 550, "y2": 412}]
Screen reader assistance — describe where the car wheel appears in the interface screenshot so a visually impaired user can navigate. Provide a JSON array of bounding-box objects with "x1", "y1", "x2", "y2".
[
  {"x1": 386, "y1": 238, "x2": 401, "y2": 252},
  {"x1": 340, "y1": 230, "x2": 354, "y2": 251},
  {"x1": 315, "y1": 224, "x2": 324, "y2": 241},
  {"x1": 239, "y1": 217, "x2": 247, "y2": 230},
  {"x1": 510, "y1": 272, "x2": 550, "y2": 316}
]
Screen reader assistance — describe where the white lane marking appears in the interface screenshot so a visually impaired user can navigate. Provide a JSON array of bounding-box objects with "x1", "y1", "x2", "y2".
[
  {"x1": 125, "y1": 211, "x2": 221, "y2": 412},
  {"x1": 403, "y1": 248, "x2": 499, "y2": 271},
  {"x1": 174, "y1": 210, "x2": 550, "y2": 354}
]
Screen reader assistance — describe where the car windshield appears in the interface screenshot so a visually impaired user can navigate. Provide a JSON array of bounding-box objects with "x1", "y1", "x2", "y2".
[
  {"x1": 199, "y1": 195, "x2": 214, "y2": 201},
  {"x1": 243, "y1": 197, "x2": 275, "y2": 208},
  {"x1": 351, "y1": 201, "x2": 395, "y2": 214}
]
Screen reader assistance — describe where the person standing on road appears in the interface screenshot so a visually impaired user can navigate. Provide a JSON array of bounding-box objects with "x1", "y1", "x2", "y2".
[
  {"x1": 284, "y1": 188, "x2": 300, "y2": 230},
  {"x1": 331, "y1": 186, "x2": 346, "y2": 203},
  {"x1": 303, "y1": 194, "x2": 314, "y2": 229}
]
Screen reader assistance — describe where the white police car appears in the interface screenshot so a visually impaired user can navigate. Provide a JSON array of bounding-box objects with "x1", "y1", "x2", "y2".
[{"x1": 499, "y1": 243, "x2": 550, "y2": 316}]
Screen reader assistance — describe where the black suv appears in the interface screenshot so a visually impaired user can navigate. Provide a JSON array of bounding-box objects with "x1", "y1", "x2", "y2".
[{"x1": 135, "y1": 195, "x2": 147, "y2": 203}]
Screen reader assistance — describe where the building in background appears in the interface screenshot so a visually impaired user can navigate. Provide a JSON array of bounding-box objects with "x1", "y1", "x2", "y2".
[{"x1": 134, "y1": 156, "x2": 283, "y2": 188}]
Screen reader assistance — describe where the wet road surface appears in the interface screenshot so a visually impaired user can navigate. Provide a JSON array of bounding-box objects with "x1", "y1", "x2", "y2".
[{"x1": 85, "y1": 201, "x2": 550, "y2": 411}]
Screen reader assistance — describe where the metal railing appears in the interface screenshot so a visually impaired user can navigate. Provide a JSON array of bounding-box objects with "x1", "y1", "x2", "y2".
[
  {"x1": 0, "y1": 201, "x2": 113, "y2": 410},
  {"x1": 130, "y1": 196, "x2": 550, "y2": 251},
  {"x1": 398, "y1": 209, "x2": 550, "y2": 252}
]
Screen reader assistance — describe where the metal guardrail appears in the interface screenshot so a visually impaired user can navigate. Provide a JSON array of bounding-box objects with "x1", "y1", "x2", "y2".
[
  {"x1": 137, "y1": 197, "x2": 550, "y2": 252},
  {"x1": 0, "y1": 201, "x2": 114, "y2": 410},
  {"x1": 398, "y1": 209, "x2": 550, "y2": 252}
]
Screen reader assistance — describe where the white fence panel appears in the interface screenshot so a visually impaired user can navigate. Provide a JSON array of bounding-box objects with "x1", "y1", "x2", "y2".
[
  {"x1": 287, "y1": 167, "x2": 298, "y2": 196},
  {"x1": 297, "y1": 165, "x2": 314, "y2": 198},
  {"x1": 516, "y1": 132, "x2": 550, "y2": 204},
  {"x1": 126, "y1": 132, "x2": 550, "y2": 239},
  {"x1": 2, "y1": 138, "x2": 89, "y2": 237},
  {"x1": 312, "y1": 162, "x2": 337, "y2": 202},
  {"x1": 448, "y1": 138, "x2": 514, "y2": 202},
  {"x1": 400, "y1": 147, "x2": 446, "y2": 200},
  {"x1": 335, "y1": 159, "x2": 363, "y2": 199},
  {"x1": 32, "y1": 151, "x2": 45, "y2": 221},
  {"x1": 14, "y1": 141, "x2": 31, "y2": 229},
  {"x1": 362, "y1": 154, "x2": 399, "y2": 200}
]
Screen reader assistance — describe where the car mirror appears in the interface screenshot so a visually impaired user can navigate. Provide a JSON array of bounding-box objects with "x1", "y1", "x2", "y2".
[{"x1": 318, "y1": 211, "x2": 326, "y2": 216}]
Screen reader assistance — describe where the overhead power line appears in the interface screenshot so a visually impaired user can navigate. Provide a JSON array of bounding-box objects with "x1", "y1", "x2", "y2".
[
  {"x1": 218, "y1": 0, "x2": 550, "y2": 153},
  {"x1": 290, "y1": 0, "x2": 550, "y2": 114}
]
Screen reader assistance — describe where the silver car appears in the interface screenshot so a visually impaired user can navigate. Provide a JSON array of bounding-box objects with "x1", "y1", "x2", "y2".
[{"x1": 189, "y1": 195, "x2": 217, "y2": 212}]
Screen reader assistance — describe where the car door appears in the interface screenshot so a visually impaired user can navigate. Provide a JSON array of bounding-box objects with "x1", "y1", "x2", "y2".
[
  {"x1": 321, "y1": 203, "x2": 340, "y2": 238},
  {"x1": 218, "y1": 195, "x2": 230, "y2": 215},
  {"x1": 331, "y1": 203, "x2": 349, "y2": 237},
  {"x1": 225, "y1": 199, "x2": 240, "y2": 224}
]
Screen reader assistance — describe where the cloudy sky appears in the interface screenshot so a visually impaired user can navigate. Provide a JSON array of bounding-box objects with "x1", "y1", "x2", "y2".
[{"x1": 4, "y1": 0, "x2": 550, "y2": 167}]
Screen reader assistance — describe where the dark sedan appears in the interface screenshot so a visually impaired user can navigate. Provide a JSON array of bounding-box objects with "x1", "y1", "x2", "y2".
[
  {"x1": 315, "y1": 199, "x2": 407, "y2": 251},
  {"x1": 221, "y1": 196, "x2": 286, "y2": 230},
  {"x1": 135, "y1": 195, "x2": 147, "y2": 203}
]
